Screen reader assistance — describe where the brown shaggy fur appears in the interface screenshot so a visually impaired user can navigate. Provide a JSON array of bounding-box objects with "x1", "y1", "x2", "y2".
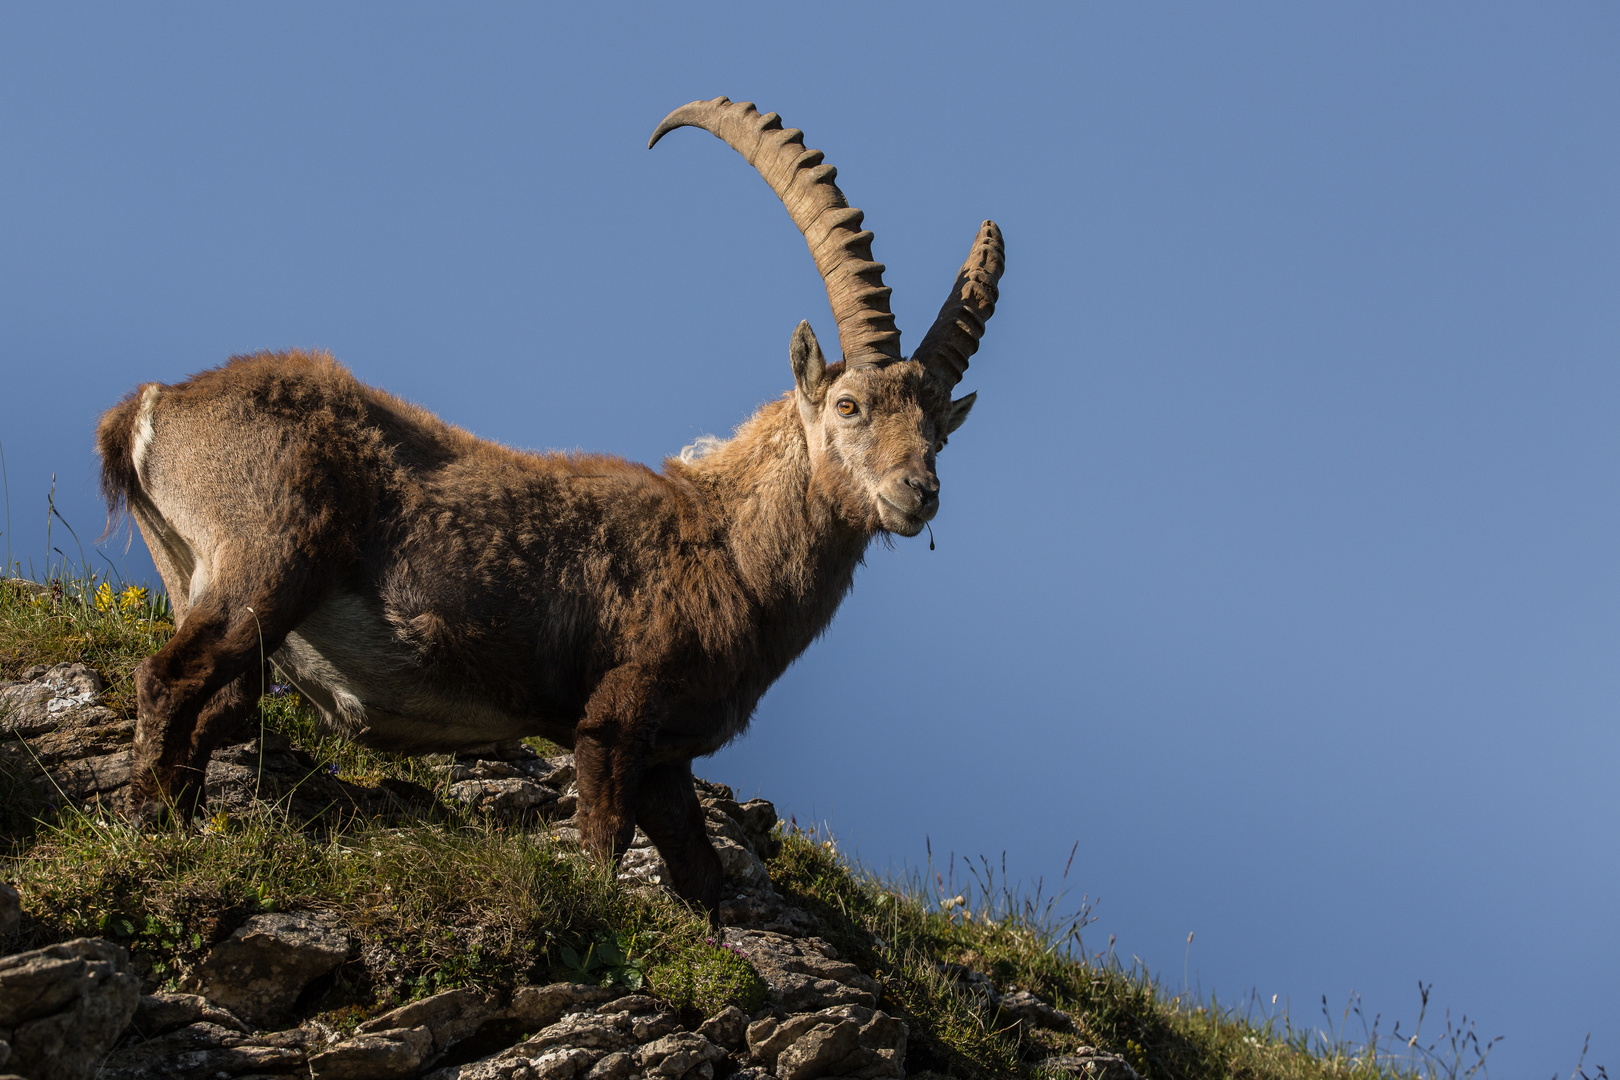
[{"x1": 97, "y1": 331, "x2": 978, "y2": 912}]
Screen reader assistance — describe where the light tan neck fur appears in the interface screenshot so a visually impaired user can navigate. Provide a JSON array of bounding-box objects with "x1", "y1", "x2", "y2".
[{"x1": 674, "y1": 395, "x2": 868, "y2": 610}]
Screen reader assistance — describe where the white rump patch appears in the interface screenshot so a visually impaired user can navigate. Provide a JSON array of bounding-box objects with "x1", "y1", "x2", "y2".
[
  {"x1": 679, "y1": 434, "x2": 725, "y2": 464},
  {"x1": 130, "y1": 384, "x2": 160, "y2": 484},
  {"x1": 187, "y1": 561, "x2": 211, "y2": 607}
]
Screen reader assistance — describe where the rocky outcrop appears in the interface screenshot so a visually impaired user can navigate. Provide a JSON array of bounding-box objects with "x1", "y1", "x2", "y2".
[
  {"x1": 1037, "y1": 1048, "x2": 1144, "y2": 1079},
  {"x1": 357, "y1": 986, "x2": 510, "y2": 1056},
  {"x1": 0, "y1": 665, "x2": 438, "y2": 819},
  {"x1": 726, "y1": 931, "x2": 879, "y2": 1012},
  {"x1": 0, "y1": 663, "x2": 114, "y2": 738},
  {"x1": 309, "y1": 1024, "x2": 435, "y2": 1079},
  {"x1": 183, "y1": 912, "x2": 352, "y2": 1027},
  {"x1": 129, "y1": 991, "x2": 246, "y2": 1036},
  {"x1": 747, "y1": 1005, "x2": 907, "y2": 1079},
  {"x1": 440, "y1": 742, "x2": 577, "y2": 821},
  {"x1": 0, "y1": 663, "x2": 132, "y2": 810},
  {"x1": 936, "y1": 961, "x2": 1078, "y2": 1034},
  {"x1": 99, "y1": 1020, "x2": 317, "y2": 1080},
  {"x1": 205, "y1": 730, "x2": 438, "y2": 821},
  {"x1": 0, "y1": 937, "x2": 140, "y2": 1080},
  {"x1": 0, "y1": 662, "x2": 1114, "y2": 1079}
]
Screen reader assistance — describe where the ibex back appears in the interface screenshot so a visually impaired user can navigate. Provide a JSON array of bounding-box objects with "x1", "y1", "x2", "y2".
[{"x1": 96, "y1": 98, "x2": 1003, "y2": 913}]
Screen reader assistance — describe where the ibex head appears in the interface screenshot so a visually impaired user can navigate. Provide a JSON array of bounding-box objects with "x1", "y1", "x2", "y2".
[{"x1": 651, "y1": 98, "x2": 1003, "y2": 537}]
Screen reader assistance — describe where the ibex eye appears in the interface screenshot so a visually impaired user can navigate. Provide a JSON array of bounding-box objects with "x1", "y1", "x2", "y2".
[{"x1": 836, "y1": 399, "x2": 858, "y2": 417}]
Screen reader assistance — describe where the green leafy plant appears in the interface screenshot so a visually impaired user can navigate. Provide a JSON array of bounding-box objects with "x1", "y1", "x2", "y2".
[{"x1": 559, "y1": 931, "x2": 645, "y2": 989}]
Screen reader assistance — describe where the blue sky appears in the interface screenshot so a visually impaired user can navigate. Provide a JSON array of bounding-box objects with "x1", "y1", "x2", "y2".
[{"x1": 2, "y1": 5, "x2": 1616, "y2": 1073}]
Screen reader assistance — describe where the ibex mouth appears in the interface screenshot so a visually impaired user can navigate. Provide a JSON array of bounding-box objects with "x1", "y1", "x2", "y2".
[{"x1": 879, "y1": 493, "x2": 937, "y2": 536}]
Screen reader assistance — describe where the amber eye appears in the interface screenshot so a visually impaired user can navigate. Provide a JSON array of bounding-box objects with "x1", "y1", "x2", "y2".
[{"x1": 835, "y1": 398, "x2": 858, "y2": 417}]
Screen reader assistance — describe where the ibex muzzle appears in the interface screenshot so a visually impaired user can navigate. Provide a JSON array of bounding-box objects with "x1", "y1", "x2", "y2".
[{"x1": 97, "y1": 98, "x2": 1004, "y2": 914}]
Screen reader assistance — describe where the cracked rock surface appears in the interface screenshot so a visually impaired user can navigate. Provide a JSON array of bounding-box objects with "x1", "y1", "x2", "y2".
[
  {"x1": 1037, "y1": 1048, "x2": 1144, "y2": 1079},
  {"x1": 0, "y1": 937, "x2": 140, "y2": 1080},
  {"x1": 183, "y1": 911, "x2": 352, "y2": 1027}
]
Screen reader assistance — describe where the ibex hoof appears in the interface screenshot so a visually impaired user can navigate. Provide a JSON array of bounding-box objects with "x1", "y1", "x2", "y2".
[{"x1": 124, "y1": 785, "x2": 182, "y2": 829}]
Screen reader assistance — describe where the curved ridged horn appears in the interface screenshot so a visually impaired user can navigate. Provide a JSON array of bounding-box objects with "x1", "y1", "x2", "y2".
[
  {"x1": 912, "y1": 221, "x2": 1004, "y2": 389},
  {"x1": 649, "y1": 97, "x2": 902, "y2": 366}
]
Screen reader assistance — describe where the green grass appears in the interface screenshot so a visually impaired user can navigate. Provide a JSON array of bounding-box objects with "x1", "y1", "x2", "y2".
[
  {"x1": 13, "y1": 806, "x2": 763, "y2": 1021},
  {"x1": 1, "y1": 571, "x2": 173, "y2": 717},
  {"x1": 766, "y1": 832, "x2": 1509, "y2": 1080},
  {"x1": 0, "y1": 568, "x2": 1524, "y2": 1077}
]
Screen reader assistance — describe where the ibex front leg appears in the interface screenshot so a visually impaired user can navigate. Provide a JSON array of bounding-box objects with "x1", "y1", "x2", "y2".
[
  {"x1": 636, "y1": 759, "x2": 724, "y2": 917},
  {"x1": 574, "y1": 666, "x2": 722, "y2": 914}
]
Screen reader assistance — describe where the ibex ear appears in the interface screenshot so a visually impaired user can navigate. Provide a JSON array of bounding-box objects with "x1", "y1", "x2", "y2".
[
  {"x1": 789, "y1": 320, "x2": 828, "y2": 404},
  {"x1": 946, "y1": 392, "x2": 977, "y2": 435}
]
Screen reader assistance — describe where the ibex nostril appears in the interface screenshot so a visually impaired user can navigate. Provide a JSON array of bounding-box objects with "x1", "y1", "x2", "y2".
[{"x1": 907, "y1": 475, "x2": 940, "y2": 498}]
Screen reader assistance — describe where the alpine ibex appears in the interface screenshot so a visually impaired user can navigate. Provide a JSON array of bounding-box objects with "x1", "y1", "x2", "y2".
[{"x1": 96, "y1": 97, "x2": 1003, "y2": 912}]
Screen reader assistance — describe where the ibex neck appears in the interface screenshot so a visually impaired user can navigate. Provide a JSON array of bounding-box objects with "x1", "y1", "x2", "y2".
[{"x1": 675, "y1": 395, "x2": 869, "y2": 610}]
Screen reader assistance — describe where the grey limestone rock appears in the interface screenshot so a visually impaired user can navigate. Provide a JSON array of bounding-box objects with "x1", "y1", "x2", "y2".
[
  {"x1": 582, "y1": 1050, "x2": 636, "y2": 1080},
  {"x1": 749, "y1": 1004, "x2": 906, "y2": 1080},
  {"x1": 542, "y1": 753, "x2": 576, "y2": 790},
  {"x1": 41, "y1": 749, "x2": 132, "y2": 801},
  {"x1": 717, "y1": 885, "x2": 819, "y2": 935},
  {"x1": 747, "y1": 1012, "x2": 823, "y2": 1070},
  {"x1": 724, "y1": 929, "x2": 879, "y2": 1011},
  {"x1": 594, "y1": 993, "x2": 661, "y2": 1015},
  {"x1": 615, "y1": 845, "x2": 667, "y2": 888},
  {"x1": 204, "y1": 733, "x2": 430, "y2": 822},
  {"x1": 427, "y1": 1044, "x2": 599, "y2": 1080},
  {"x1": 446, "y1": 759, "x2": 528, "y2": 781},
  {"x1": 997, "y1": 987, "x2": 1076, "y2": 1032},
  {"x1": 1038, "y1": 1047, "x2": 1144, "y2": 1079},
  {"x1": 600, "y1": 999, "x2": 677, "y2": 1043},
  {"x1": 695, "y1": 1003, "x2": 748, "y2": 1050},
  {"x1": 99, "y1": 1021, "x2": 309, "y2": 1080},
  {"x1": 307, "y1": 1024, "x2": 434, "y2": 1079},
  {"x1": 357, "y1": 986, "x2": 504, "y2": 1053},
  {"x1": 507, "y1": 982, "x2": 618, "y2": 1028},
  {"x1": 711, "y1": 834, "x2": 772, "y2": 889},
  {"x1": 0, "y1": 663, "x2": 108, "y2": 737},
  {"x1": 449, "y1": 776, "x2": 565, "y2": 818},
  {"x1": 185, "y1": 912, "x2": 351, "y2": 1027},
  {"x1": 552, "y1": 790, "x2": 776, "y2": 895},
  {"x1": 775, "y1": 1016, "x2": 862, "y2": 1080},
  {"x1": 0, "y1": 664, "x2": 131, "y2": 806},
  {"x1": 633, "y1": 1030, "x2": 727, "y2": 1078},
  {"x1": 0, "y1": 937, "x2": 140, "y2": 1080},
  {"x1": 131, "y1": 991, "x2": 247, "y2": 1035},
  {"x1": 502, "y1": 1010, "x2": 634, "y2": 1057},
  {"x1": 445, "y1": 751, "x2": 572, "y2": 788},
  {"x1": 701, "y1": 795, "x2": 781, "y2": 861}
]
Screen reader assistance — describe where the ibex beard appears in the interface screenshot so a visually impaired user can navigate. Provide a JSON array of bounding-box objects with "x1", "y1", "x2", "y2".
[{"x1": 95, "y1": 98, "x2": 1003, "y2": 915}]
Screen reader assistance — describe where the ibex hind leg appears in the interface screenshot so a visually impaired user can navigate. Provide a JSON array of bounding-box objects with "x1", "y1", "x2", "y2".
[
  {"x1": 128, "y1": 563, "x2": 320, "y2": 825},
  {"x1": 635, "y1": 760, "x2": 724, "y2": 918}
]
